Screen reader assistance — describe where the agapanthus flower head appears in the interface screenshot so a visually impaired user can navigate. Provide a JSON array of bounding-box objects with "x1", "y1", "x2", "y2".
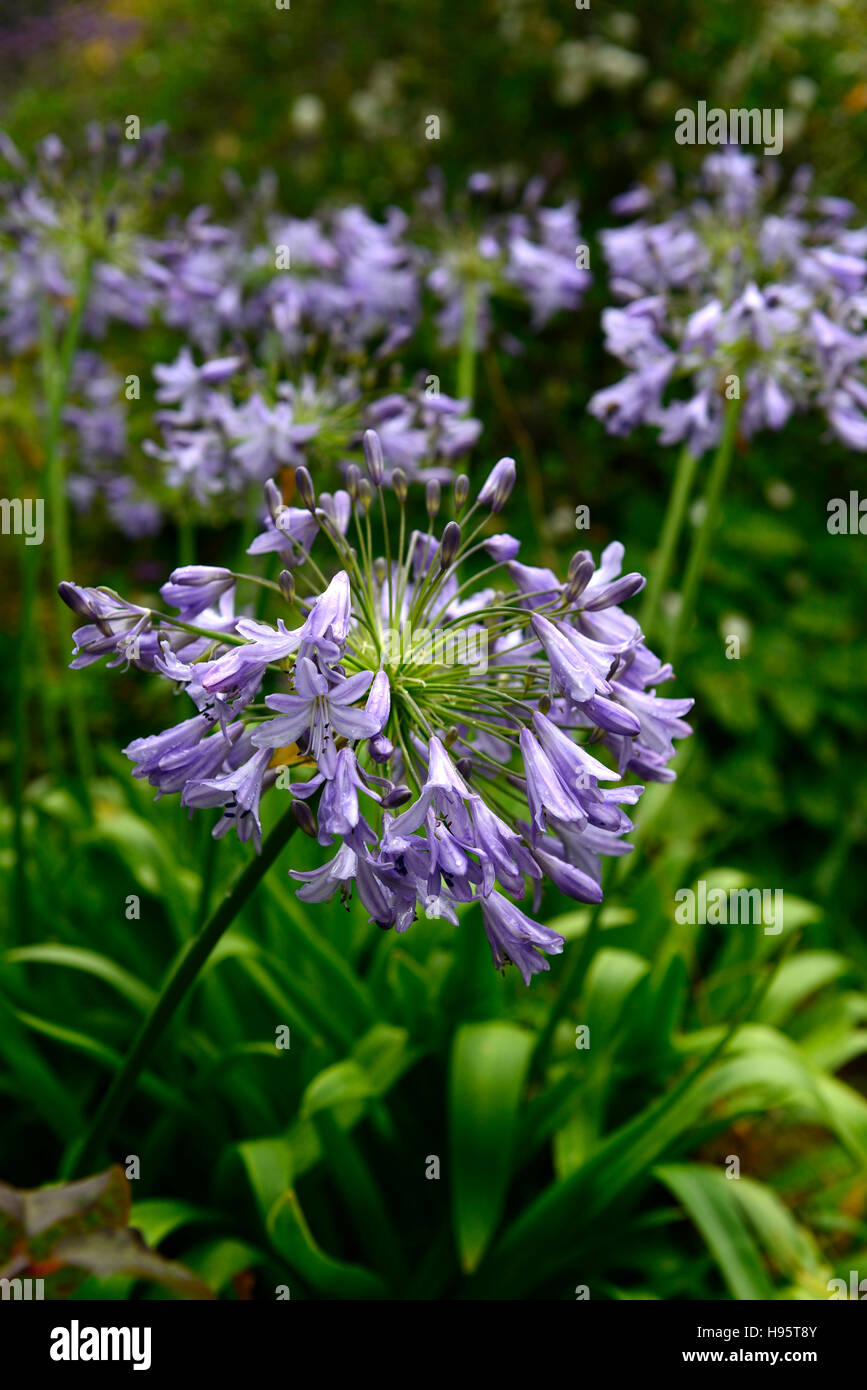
[
  {"x1": 260, "y1": 202, "x2": 421, "y2": 359},
  {"x1": 0, "y1": 121, "x2": 172, "y2": 350},
  {"x1": 590, "y1": 147, "x2": 867, "y2": 454},
  {"x1": 421, "y1": 170, "x2": 591, "y2": 352},
  {"x1": 59, "y1": 435, "x2": 691, "y2": 984},
  {"x1": 145, "y1": 355, "x2": 481, "y2": 515}
]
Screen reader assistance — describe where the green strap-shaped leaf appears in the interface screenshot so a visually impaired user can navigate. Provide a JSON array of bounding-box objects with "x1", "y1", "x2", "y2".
[
  {"x1": 183, "y1": 1237, "x2": 270, "y2": 1296},
  {"x1": 267, "y1": 1191, "x2": 387, "y2": 1300},
  {"x1": 312, "y1": 1109, "x2": 407, "y2": 1288},
  {"x1": 238, "y1": 1137, "x2": 295, "y2": 1223},
  {"x1": 130, "y1": 1199, "x2": 218, "y2": 1249},
  {"x1": 477, "y1": 1028, "x2": 739, "y2": 1296},
  {"x1": 0, "y1": 993, "x2": 83, "y2": 1140},
  {"x1": 4, "y1": 944, "x2": 156, "y2": 1012},
  {"x1": 449, "y1": 1020, "x2": 533, "y2": 1274},
  {"x1": 655, "y1": 1164, "x2": 774, "y2": 1300}
]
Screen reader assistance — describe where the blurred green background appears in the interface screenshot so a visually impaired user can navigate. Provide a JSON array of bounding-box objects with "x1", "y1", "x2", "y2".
[{"x1": 1, "y1": 0, "x2": 866, "y2": 1301}]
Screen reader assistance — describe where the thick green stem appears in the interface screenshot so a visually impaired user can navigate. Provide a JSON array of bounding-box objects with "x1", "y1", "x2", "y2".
[
  {"x1": 62, "y1": 804, "x2": 301, "y2": 1178},
  {"x1": 668, "y1": 395, "x2": 742, "y2": 664},
  {"x1": 639, "y1": 443, "x2": 700, "y2": 642},
  {"x1": 456, "y1": 279, "x2": 479, "y2": 403}
]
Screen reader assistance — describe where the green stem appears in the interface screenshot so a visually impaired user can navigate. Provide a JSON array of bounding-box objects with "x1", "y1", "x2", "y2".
[
  {"x1": 42, "y1": 262, "x2": 95, "y2": 790},
  {"x1": 639, "y1": 443, "x2": 700, "y2": 642},
  {"x1": 456, "y1": 279, "x2": 479, "y2": 403},
  {"x1": 62, "y1": 804, "x2": 301, "y2": 1178},
  {"x1": 668, "y1": 395, "x2": 742, "y2": 664}
]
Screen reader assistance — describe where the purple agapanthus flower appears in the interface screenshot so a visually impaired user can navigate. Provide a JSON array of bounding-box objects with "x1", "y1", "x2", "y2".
[
  {"x1": 58, "y1": 435, "x2": 692, "y2": 984},
  {"x1": 422, "y1": 171, "x2": 590, "y2": 352},
  {"x1": 146, "y1": 356, "x2": 482, "y2": 509},
  {"x1": 0, "y1": 122, "x2": 169, "y2": 352},
  {"x1": 590, "y1": 147, "x2": 867, "y2": 453}
]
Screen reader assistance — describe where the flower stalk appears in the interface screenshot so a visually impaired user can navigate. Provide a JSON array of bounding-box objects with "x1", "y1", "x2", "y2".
[
  {"x1": 639, "y1": 442, "x2": 699, "y2": 642},
  {"x1": 63, "y1": 802, "x2": 302, "y2": 1179},
  {"x1": 669, "y1": 393, "x2": 742, "y2": 662}
]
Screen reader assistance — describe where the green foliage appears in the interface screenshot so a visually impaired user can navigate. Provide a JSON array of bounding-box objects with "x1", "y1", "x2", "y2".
[
  {"x1": 1, "y1": 0, "x2": 866, "y2": 1300},
  {"x1": 2, "y1": 779, "x2": 866, "y2": 1298}
]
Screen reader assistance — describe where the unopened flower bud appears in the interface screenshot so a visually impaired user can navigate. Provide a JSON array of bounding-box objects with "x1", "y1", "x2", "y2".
[
  {"x1": 563, "y1": 572, "x2": 588, "y2": 606},
  {"x1": 392, "y1": 468, "x2": 408, "y2": 503},
  {"x1": 57, "y1": 580, "x2": 94, "y2": 618},
  {"x1": 565, "y1": 551, "x2": 594, "y2": 602},
  {"x1": 362, "y1": 428, "x2": 385, "y2": 486},
  {"x1": 444, "y1": 725, "x2": 460, "y2": 748},
  {"x1": 357, "y1": 478, "x2": 373, "y2": 512},
  {"x1": 291, "y1": 799, "x2": 318, "y2": 838},
  {"x1": 439, "y1": 520, "x2": 461, "y2": 569},
  {"x1": 454, "y1": 474, "x2": 469, "y2": 508},
  {"x1": 278, "y1": 569, "x2": 296, "y2": 603},
  {"x1": 426, "y1": 478, "x2": 441, "y2": 519},
  {"x1": 381, "y1": 783, "x2": 412, "y2": 808},
  {"x1": 345, "y1": 463, "x2": 361, "y2": 500},
  {"x1": 265, "y1": 477, "x2": 284, "y2": 520},
  {"x1": 478, "y1": 456, "x2": 516, "y2": 513},
  {"x1": 456, "y1": 756, "x2": 473, "y2": 780},
  {"x1": 294, "y1": 465, "x2": 316, "y2": 511},
  {"x1": 368, "y1": 734, "x2": 394, "y2": 764}
]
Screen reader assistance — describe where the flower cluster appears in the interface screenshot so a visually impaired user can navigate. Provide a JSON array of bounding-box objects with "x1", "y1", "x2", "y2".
[
  {"x1": 256, "y1": 203, "x2": 420, "y2": 360},
  {"x1": 149, "y1": 196, "x2": 422, "y2": 362},
  {"x1": 1, "y1": 128, "x2": 593, "y2": 539},
  {"x1": 145, "y1": 353, "x2": 481, "y2": 509},
  {"x1": 0, "y1": 122, "x2": 171, "y2": 351},
  {"x1": 422, "y1": 171, "x2": 591, "y2": 350},
  {"x1": 59, "y1": 439, "x2": 692, "y2": 984},
  {"x1": 589, "y1": 147, "x2": 867, "y2": 455}
]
